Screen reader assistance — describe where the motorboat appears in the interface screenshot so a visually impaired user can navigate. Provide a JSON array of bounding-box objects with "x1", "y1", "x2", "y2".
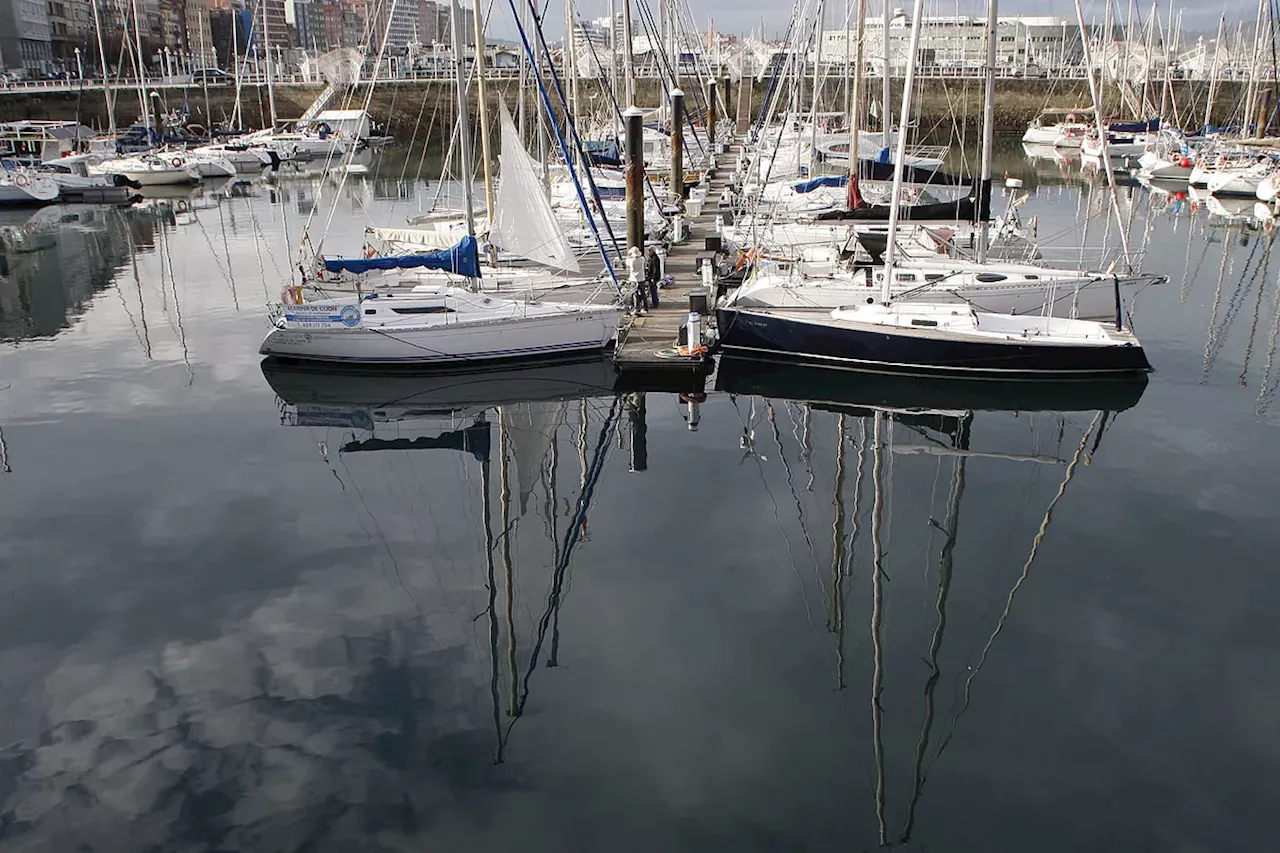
[
  {"x1": 183, "y1": 151, "x2": 237, "y2": 179},
  {"x1": 1205, "y1": 159, "x2": 1273, "y2": 197},
  {"x1": 1021, "y1": 110, "x2": 1090, "y2": 148},
  {"x1": 0, "y1": 167, "x2": 59, "y2": 204},
  {"x1": 91, "y1": 154, "x2": 200, "y2": 186},
  {"x1": 32, "y1": 154, "x2": 137, "y2": 202}
]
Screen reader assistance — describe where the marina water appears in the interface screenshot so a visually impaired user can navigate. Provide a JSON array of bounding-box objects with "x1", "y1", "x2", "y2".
[{"x1": 0, "y1": 144, "x2": 1277, "y2": 851}]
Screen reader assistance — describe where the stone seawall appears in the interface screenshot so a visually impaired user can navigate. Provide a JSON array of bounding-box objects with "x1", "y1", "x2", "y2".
[{"x1": 0, "y1": 77, "x2": 1246, "y2": 140}]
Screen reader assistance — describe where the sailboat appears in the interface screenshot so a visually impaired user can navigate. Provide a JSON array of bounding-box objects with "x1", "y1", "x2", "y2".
[
  {"x1": 716, "y1": 0, "x2": 1154, "y2": 376},
  {"x1": 258, "y1": 0, "x2": 623, "y2": 366}
]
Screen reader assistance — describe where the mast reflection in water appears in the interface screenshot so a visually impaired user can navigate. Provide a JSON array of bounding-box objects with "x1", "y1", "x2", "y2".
[{"x1": 717, "y1": 356, "x2": 1145, "y2": 844}]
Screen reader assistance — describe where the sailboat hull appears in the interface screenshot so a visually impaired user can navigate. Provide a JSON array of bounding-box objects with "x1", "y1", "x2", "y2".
[
  {"x1": 716, "y1": 307, "x2": 1152, "y2": 376},
  {"x1": 260, "y1": 307, "x2": 623, "y2": 366}
]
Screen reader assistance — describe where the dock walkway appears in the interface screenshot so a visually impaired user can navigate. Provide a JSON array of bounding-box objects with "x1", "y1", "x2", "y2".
[{"x1": 613, "y1": 140, "x2": 742, "y2": 385}]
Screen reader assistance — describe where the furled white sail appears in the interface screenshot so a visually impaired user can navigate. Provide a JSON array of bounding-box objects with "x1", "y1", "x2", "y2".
[
  {"x1": 491, "y1": 103, "x2": 580, "y2": 273},
  {"x1": 366, "y1": 225, "x2": 468, "y2": 251}
]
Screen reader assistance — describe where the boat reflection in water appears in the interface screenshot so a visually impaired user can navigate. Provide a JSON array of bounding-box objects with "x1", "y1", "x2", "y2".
[
  {"x1": 264, "y1": 353, "x2": 622, "y2": 766},
  {"x1": 716, "y1": 355, "x2": 1144, "y2": 845},
  {"x1": 715, "y1": 355, "x2": 1148, "y2": 414}
]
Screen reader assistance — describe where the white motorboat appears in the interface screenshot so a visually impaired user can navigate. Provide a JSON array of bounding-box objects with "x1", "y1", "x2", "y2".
[
  {"x1": 0, "y1": 168, "x2": 59, "y2": 204},
  {"x1": 91, "y1": 154, "x2": 200, "y2": 186},
  {"x1": 1137, "y1": 149, "x2": 1194, "y2": 180},
  {"x1": 184, "y1": 152, "x2": 237, "y2": 179},
  {"x1": 1082, "y1": 133, "x2": 1149, "y2": 160},
  {"x1": 34, "y1": 154, "x2": 136, "y2": 202},
  {"x1": 189, "y1": 142, "x2": 272, "y2": 170},
  {"x1": 1255, "y1": 168, "x2": 1280, "y2": 202},
  {"x1": 260, "y1": 284, "x2": 623, "y2": 366},
  {"x1": 1021, "y1": 110, "x2": 1090, "y2": 148},
  {"x1": 1206, "y1": 160, "x2": 1272, "y2": 197}
]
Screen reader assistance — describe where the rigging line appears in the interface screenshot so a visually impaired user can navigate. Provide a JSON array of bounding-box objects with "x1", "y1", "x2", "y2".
[
  {"x1": 1254, "y1": 256, "x2": 1280, "y2": 413},
  {"x1": 507, "y1": 395, "x2": 622, "y2": 728},
  {"x1": 305, "y1": 0, "x2": 399, "y2": 260},
  {"x1": 108, "y1": 212, "x2": 145, "y2": 351},
  {"x1": 126, "y1": 219, "x2": 152, "y2": 360},
  {"x1": 336, "y1": 450, "x2": 423, "y2": 618},
  {"x1": 159, "y1": 224, "x2": 194, "y2": 386},
  {"x1": 1206, "y1": 228, "x2": 1269, "y2": 377},
  {"x1": 768, "y1": 402, "x2": 827, "y2": 613},
  {"x1": 1180, "y1": 222, "x2": 1214, "y2": 304},
  {"x1": 926, "y1": 410, "x2": 1105, "y2": 774},
  {"x1": 507, "y1": 0, "x2": 622, "y2": 288},
  {"x1": 1240, "y1": 228, "x2": 1277, "y2": 385},
  {"x1": 1200, "y1": 223, "x2": 1235, "y2": 382}
]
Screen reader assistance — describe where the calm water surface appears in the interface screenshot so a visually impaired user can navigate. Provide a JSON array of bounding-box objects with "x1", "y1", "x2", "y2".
[{"x1": 1, "y1": 145, "x2": 1278, "y2": 851}]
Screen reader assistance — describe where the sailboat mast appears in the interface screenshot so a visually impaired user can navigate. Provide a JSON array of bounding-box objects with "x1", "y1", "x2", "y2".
[
  {"x1": 1245, "y1": 0, "x2": 1266, "y2": 135},
  {"x1": 472, "y1": 0, "x2": 496, "y2": 220},
  {"x1": 843, "y1": 0, "x2": 851, "y2": 122},
  {"x1": 231, "y1": 11, "x2": 243, "y2": 129},
  {"x1": 1158, "y1": 5, "x2": 1171, "y2": 121},
  {"x1": 977, "y1": 0, "x2": 997, "y2": 262},
  {"x1": 90, "y1": 0, "x2": 115, "y2": 137},
  {"x1": 198, "y1": 11, "x2": 212, "y2": 129},
  {"x1": 881, "y1": 0, "x2": 891, "y2": 149},
  {"x1": 1205, "y1": 14, "x2": 1224, "y2": 131},
  {"x1": 450, "y1": 0, "x2": 477, "y2": 235},
  {"x1": 127, "y1": 0, "x2": 148, "y2": 133},
  {"x1": 261, "y1": 0, "x2": 277, "y2": 127},
  {"x1": 610, "y1": 0, "x2": 621, "y2": 138},
  {"x1": 622, "y1": 0, "x2": 636, "y2": 105},
  {"x1": 879, "y1": 0, "x2": 925, "y2": 302},
  {"x1": 847, "y1": 0, "x2": 865, "y2": 189},
  {"x1": 809, "y1": 0, "x2": 825, "y2": 168}
]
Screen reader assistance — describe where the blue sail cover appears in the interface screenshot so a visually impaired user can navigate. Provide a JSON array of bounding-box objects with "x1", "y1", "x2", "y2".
[
  {"x1": 794, "y1": 175, "x2": 849, "y2": 193},
  {"x1": 322, "y1": 234, "x2": 482, "y2": 278},
  {"x1": 1109, "y1": 117, "x2": 1161, "y2": 134}
]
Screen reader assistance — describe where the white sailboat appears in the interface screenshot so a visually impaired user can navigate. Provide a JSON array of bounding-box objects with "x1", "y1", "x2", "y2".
[
  {"x1": 716, "y1": 0, "x2": 1154, "y2": 377},
  {"x1": 259, "y1": 0, "x2": 623, "y2": 367}
]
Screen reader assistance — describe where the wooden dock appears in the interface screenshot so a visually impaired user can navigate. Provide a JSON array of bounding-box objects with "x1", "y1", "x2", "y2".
[{"x1": 613, "y1": 140, "x2": 742, "y2": 388}]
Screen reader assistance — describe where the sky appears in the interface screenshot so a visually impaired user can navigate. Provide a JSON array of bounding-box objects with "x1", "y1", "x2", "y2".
[{"x1": 478, "y1": 0, "x2": 1258, "y2": 42}]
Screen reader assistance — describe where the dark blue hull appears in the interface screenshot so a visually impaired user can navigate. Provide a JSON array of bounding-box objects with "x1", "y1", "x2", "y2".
[{"x1": 716, "y1": 307, "x2": 1152, "y2": 376}]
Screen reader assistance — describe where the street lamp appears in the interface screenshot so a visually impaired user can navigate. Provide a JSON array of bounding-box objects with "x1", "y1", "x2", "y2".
[{"x1": 73, "y1": 46, "x2": 83, "y2": 80}]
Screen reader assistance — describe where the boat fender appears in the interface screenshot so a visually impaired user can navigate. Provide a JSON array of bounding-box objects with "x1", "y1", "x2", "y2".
[
  {"x1": 1180, "y1": 156, "x2": 1191, "y2": 168},
  {"x1": 14, "y1": 173, "x2": 29, "y2": 187}
]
